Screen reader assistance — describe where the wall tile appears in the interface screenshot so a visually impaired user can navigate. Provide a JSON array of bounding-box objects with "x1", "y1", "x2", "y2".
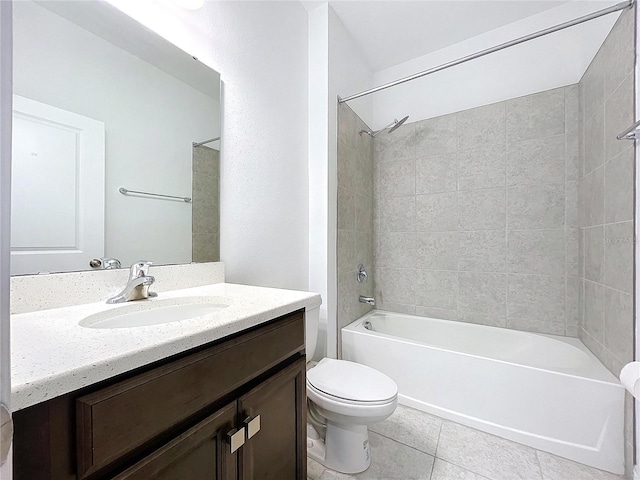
[
  {"x1": 507, "y1": 135, "x2": 565, "y2": 186},
  {"x1": 507, "y1": 229, "x2": 565, "y2": 275},
  {"x1": 584, "y1": 225, "x2": 605, "y2": 284},
  {"x1": 565, "y1": 85, "x2": 581, "y2": 181},
  {"x1": 458, "y1": 188, "x2": 506, "y2": 230},
  {"x1": 375, "y1": 301, "x2": 416, "y2": 315},
  {"x1": 377, "y1": 232, "x2": 416, "y2": 268},
  {"x1": 458, "y1": 144, "x2": 505, "y2": 191},
  {"x1": 584, "y1": 280, "x2": 605, "y2": 343},
  {"x1": 565, "y1": 181, "x2": 579, "y2": 227},
  {"x1": 581, "y1": 52, "x2": 605, "y2": 123},
  {"x1": 415, "y1": 269, "x2": 458, "y2": 310},
  {"x1": 379, "y1": 159, "x2": 415, "y2": 197},
  {"x1": 375, "y1": 267, "x2": 416, "y2": 305},
  {"x1": 583, "y1": 105, "x2": 605, "y2": 175},
  {"x1": 507, "y1": 317, "x2": 565, "y2": 335},
  {"x1": 337, "y1": 269, "x2": 359, "y2": 330},
  {"x1": 566, "y1": 276, "x2": 581, "y2": 327},
  {"x1": 415, "y1": 192, "x2": 457, "y2": 232},
  {"x1": 604, "y1": 73, "x2": 634, "y2": 162},
  {"x1": 507, "y1": 184, "x2": 564, "y2": 230},
  {"x1": 507, "y1": 274, "x2": 565, "y2": 322},
  {"x1": 374, "y1": 122, "x2": 417, "y2": 162},
  {"x1": 355, "y1": 232, "x2": 374, "y2": 271},
  {"x1": 604, "y1": 287, "x2": 633, "y2": 364},
  {"x1": 337, "y1": 105, "x2": 376, "y2": 330},
  {"x1": 413, "y1": 113, "x2": 457, "y2": 155},
  {"x1": 458, "y1": 230, "x2": 506, "y2": 272},
  {"x1": 604, "y1": 221, "x2": 634, "y2": 294},
  {"x1": 380, "y1": 195, "x2": 415, "y2": 232},
  {"x1": 355, "y1": 193, "x2": 372, "y2": 233},
  {"x1": 456, "y1": 102, "x2": 505, "y2": 150},
  {"x1": 415, "y1": 305, "x2": 457, "y2": 320},
  {"x1": 603, "y1": 8, "x2": 635, "y2": 98},
  {"x1": 457, "y1": 311, "x2": 506, "y2": 327},
  {"x1": 337, "y1": 229, "x2": 356, "y2": 275},
  {"x1": 415, "y1": 153, "x2": 457, "y2": 194},
  {"x1": 192, "y1": 200, "x2": 216, "y2": 234},
  {"x1": 337, "y1": 186, "x2": 355, "y2": 230},
  {"x1": 416, "y1": 231, "x2": 459, "y2": 270},
  {"x1": 565, "y1": 227, "x2": 580, "y2": 277},
  {"x1": 192, "y1": 233, "x2": 217, "y2": 263},
  {"x1": 580, "y1": 166, "x2": 605, "y2": 227},
  {"x1": 506, "y1": 87, "x2": 565, "y2": 142},
  {"x1": 458, "y1": 271, "x2": 507, "y2": 317},
  {"x1": 605, "y1": 147, "x2": 634, "y2": 223}
]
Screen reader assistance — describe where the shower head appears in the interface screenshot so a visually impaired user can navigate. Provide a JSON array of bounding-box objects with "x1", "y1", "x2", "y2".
[
  {"x1": 359, "y1": 116, "x2": 410, "y2": 137},
  {"x1": 387, "y1": 116, "x2": 409, "y2": 133}
]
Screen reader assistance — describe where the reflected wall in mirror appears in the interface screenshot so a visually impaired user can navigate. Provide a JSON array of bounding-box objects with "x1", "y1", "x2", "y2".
[{"x1": 11, "y1": 0, "x2": 221, "y2": 275}]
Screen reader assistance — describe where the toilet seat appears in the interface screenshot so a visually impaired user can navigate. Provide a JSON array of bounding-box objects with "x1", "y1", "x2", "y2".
[{"x1": 307, "y1": 358, "x2": 397, "y2": 404}]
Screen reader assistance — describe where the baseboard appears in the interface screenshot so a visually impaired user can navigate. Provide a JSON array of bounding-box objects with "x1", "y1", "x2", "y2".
[{"x1": 633, "y1": 464, "x2": 640, "y2": 480}]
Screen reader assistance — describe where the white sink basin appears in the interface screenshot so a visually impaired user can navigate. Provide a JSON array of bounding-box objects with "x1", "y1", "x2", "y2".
[{"x1": 79, "y1": 296, "x2": 229, "y2": 329}]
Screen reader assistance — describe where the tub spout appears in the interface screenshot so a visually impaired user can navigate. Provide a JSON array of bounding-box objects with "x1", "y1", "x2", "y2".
[{"x1": 359, "y1": 295, "x2": 375, "y2": 306}]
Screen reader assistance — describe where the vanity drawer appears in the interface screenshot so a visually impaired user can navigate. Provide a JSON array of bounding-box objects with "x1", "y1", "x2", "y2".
[{"x1": 76, "y1": 311, "x2": 304, "y2": 479}]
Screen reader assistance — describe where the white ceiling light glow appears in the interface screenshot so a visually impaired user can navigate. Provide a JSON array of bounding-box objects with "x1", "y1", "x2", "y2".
[{"x1": 173, "y1": 0, "x2": 204, "y2": 10}]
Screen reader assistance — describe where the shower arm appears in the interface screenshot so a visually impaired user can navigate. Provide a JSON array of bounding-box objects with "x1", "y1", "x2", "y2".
[{"x1": 370, "y1": 120, "x2": 398, "y2": 137}]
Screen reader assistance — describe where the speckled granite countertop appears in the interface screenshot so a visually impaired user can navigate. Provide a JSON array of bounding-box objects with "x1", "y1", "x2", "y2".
[{"x1": 11, "y1": 283, "x2": 321, "y2": 411}]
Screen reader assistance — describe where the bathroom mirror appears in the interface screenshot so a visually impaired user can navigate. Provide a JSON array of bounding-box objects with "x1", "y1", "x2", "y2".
[{"x1": 10, "y1": 0, "x2": 221, "y2": 275}]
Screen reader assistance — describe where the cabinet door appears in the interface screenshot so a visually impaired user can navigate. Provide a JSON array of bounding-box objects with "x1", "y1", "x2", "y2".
[
  {"x1": 112, "y1": 402, "x2": 237, "y2": 480},
  {"x1": 238, "y1": 357, "x2": 306, "y2": 480}
]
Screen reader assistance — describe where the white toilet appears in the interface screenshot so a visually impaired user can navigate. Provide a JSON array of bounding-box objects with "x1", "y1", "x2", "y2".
[{"x1": 305, "y1": 307, "x2": 398, "y2": 474}]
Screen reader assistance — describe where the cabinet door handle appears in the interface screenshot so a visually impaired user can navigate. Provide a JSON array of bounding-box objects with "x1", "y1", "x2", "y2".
[
  {"x1": 244, "y1": 415, "x2": 261, "y2": 439},
  {"x1": 227, "y1": 427, "x2": 245, "y2": 453}
]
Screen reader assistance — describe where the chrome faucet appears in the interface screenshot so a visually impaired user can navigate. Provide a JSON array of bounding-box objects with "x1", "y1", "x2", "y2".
[
  {"x1": 359, "y1": 295, "x2": 375, "y2": 306},
  {"x1": 107, "y1": 261, "x2": 157, "y2": 304}
]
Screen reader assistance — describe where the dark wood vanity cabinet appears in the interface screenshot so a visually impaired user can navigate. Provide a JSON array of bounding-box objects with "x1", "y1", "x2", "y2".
[{"x1": 13, "y1": 310, "x2": 307, "y2": 480}]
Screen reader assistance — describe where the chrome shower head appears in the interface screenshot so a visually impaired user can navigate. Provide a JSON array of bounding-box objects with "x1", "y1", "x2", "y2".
[
  {"x1": 359, "y1": 116, "x2": 410, "y2": 137},
  {"x1": 387, "y1": 116, "x2": 409, "y2": 133}
]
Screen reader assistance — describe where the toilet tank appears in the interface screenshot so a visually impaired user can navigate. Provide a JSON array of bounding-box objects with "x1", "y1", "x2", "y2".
[{"x1": 305, "y1": 306, "x2": 319, "y2": 359}]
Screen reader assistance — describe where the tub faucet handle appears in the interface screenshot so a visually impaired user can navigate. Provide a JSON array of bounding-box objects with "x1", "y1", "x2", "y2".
[{"x1": 356, "y1": 264, "x2": 368, "y2": 283}]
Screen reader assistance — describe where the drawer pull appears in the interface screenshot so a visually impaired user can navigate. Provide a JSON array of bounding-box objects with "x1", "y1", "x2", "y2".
[
  {"x1": 227, "y1": 427, "x2": 245, "y2": 453},
  {"x1": 244, "y1": 415, "x2": 261, "y2": 439}
]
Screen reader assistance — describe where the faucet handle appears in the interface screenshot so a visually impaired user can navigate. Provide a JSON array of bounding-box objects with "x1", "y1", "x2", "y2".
[{"x1": 130, "y1": 260, "x2": 153, "y2": 278}]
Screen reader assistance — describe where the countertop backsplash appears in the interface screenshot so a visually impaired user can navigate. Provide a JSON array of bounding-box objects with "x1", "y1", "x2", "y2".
[{"x1": 10, "y1": 262, "x2": 225, "y2": 314}]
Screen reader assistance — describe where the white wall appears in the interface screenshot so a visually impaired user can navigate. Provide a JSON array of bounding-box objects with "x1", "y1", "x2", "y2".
[
  {"x1": 100, "y1": 0, "x2": 310, "y2": 291},
  {"x1": 0, "y1": 2, "x2": 11, "y2": 476},
  {"x1": 371, "y1": 1, "x2": 619, "y2": 127},
  {"x1": 308, "y1": 4, "x2": 330, "y2": 358},
  {"x1": 13, "y1": 1, "x2": 218, "y2": 267},
  {"x1": 308, "y1": 3, "x2": 373, "y2": 357}
]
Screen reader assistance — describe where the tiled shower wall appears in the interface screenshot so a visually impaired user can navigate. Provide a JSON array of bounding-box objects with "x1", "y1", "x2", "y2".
[
  {"x1": 578, "y1": 6, "x2": 635, "y2": 379},
  {"x1": 337, "y1": 103, "x2": 375, "y2": 350},
  {"x1": 373, "y1": 86, "x2": 580, "y2": 336},
  {"x1": 192, "y1": 145, "x2": 220, "y2": 262},
  {"x1": 577, "y1": 10, "x2": 635, "y2": 476}
]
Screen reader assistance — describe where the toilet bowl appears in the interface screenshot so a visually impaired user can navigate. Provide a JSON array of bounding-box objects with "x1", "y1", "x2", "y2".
[{"x1": 306, "y1": 357, "x2": 398, "y2": 473}]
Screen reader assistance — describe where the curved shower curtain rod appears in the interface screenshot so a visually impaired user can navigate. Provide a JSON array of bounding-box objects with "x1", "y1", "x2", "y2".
[
  {"x1": 193, "y1": 137, "x2": 220, "y2": 147},
  {"x1": 339, "y1": 0, "x2": 634, "y2": 104}
]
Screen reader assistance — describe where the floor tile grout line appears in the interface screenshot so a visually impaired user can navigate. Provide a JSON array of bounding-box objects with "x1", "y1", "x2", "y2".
[{"x1": 369, "y1": 429, "x2": 438, "y2": 458}]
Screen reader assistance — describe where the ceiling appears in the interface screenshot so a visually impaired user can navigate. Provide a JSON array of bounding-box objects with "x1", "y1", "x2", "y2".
[{"x1": 307, "y1": 0, "x2": 616, "y2": 72}]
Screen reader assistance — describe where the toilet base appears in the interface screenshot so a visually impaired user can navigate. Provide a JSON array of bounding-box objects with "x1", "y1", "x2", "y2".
[{"x1": 307, "y1": 420, "x2": 371, "y2": 474}]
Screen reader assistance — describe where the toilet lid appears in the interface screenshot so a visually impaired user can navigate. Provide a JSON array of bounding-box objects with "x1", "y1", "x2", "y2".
[{"x1": 307, "y1": 358, "x2": 397, "y2": 403}]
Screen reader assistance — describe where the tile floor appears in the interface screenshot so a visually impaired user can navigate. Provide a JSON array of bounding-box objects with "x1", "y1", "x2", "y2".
[{"x1": 307, "y1": 405, "x2": 625, "y2": 480}]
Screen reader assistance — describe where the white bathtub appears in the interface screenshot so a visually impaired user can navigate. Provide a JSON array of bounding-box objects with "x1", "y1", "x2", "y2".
[{"x1": 341, "y1": 310, "x2": 625, "y2": 474}]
